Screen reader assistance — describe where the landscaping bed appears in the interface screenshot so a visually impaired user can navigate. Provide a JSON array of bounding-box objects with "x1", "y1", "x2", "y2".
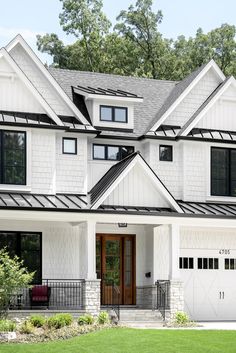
[{"x1": 0, "y1": 312, "x2": 112, "y2": 343}]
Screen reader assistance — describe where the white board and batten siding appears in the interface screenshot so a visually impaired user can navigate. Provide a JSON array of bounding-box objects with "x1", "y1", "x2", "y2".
[
  {"x1": 180, "y1": 227, "x2": 236, "y2": 321},
  {"x1": 102, "y1": 163, "x2": 170, "y2": 208}
]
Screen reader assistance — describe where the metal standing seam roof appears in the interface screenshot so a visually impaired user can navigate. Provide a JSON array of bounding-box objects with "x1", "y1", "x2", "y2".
[
  {"x1": 0, "y1": 193, "x2": 87, "y2": 210},
  {"x1": 74, "y1": 85, "x2": 143, "y2": 99},
  {"x1": 0, "y1": 191, "x2": 236, "y2": 218}
]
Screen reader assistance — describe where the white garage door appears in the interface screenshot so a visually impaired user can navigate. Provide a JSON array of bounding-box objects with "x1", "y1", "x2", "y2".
[{"x1": 180, "y1": 249, "x2": 236, "y2": 321}]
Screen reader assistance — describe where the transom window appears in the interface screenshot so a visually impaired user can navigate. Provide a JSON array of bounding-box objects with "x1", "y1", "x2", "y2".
[
  {"x1": 100, "y1": 106, "x2": 128, "y2": 123},
  {"x1": 0, "y1": 232, "x2": 42, "y2": 283},
  {"x1": 0, "y1": 130, "x2": 26, "y2": 185},
  {"x1": 93, "y1": 144, "x2": 134, "y2": 161},
  {"x1": 198, "y1": 258, "x2": 219, "y2": 270},
  {"x1": 211, "y1": 147, "x2": 236, "y2": 197},
  {"x1": 62, "y1": 138, "x2": 77, "y2": 155},
  {"x1": 179, "y1": 257, "x2": 194, "y2": 269},
  {"x1": 159, "y1": 145, "x2": 173, "y2": 161}
]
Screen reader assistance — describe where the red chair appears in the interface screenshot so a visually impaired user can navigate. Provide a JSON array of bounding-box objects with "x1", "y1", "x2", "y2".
[{"x1": 29, "y1": 285, "x2": 51, "y2": 309}]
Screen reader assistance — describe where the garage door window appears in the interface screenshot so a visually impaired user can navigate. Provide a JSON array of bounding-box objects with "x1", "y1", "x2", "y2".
[
  {"x1": 179, "y1": 257, "x2": 194, "y2": 269},
  {"x1": 198, "y1": 258, "x2": 219, "y2": 269},
  {"x1": 225, "y1": 258, "x2": 236, "y2": 270}
]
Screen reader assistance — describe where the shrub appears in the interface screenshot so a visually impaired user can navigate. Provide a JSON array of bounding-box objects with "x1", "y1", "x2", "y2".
[
  {"x1": 174, "y1": 311, "x2": 190, "y2": 325},
  {"x1": 78, "y1": 314, "x2": 94, "y2": 326},
  {"x1": 19, "y1": 320, "x2": 34, "y2": 334},
  {"x1": 47, "y1": 313, "x2": 73, "y2": 329},
  {"x1": 0, "y1": 249, "x2": 34, "y2": 317},
  {"x1": 0, "y1": 319, "x2": 16, "y2": 332},
  {"x1": 29, "y1": 315, "x2": 46, "y2": 328},
  {"x1": 97, "y1": 311, "x2": 110, "y2": 325}
]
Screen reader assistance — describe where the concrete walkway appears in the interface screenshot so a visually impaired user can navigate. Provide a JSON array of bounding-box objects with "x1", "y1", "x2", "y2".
[{"x1": 123, "y1": 321, "x2": 236, "y2": 330}]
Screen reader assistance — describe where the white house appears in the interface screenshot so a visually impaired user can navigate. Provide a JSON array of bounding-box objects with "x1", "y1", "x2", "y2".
[{"x1": 1, "y1": 35, "x2": 236, "y2": 321}]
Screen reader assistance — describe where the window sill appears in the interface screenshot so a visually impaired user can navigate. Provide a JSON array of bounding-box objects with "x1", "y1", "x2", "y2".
[
  {"x1": 206, "y1": 195, "x2": 236, "y2": 203},
  {"x1": 0, "y1": 185, "x2": 31, "y2": 193}
]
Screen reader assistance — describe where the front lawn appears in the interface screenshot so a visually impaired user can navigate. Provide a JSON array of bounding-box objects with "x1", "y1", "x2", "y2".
[{"x1": 1, "y1": 328, "x2": 236, "y2": 353}]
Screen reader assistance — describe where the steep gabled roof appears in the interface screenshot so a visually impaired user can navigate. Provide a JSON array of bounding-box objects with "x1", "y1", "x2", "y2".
[
  {"x1": 89, "y1": 151, "x2": 183, "y2": 212},
  {"x1": 179, "y1": 76, "x2": 236, "y2": 136},
  {"x1": 146, "y1": 60, "x2": 225, "y2": 134},
  {"x1": 50, "y1": 68, "x2": 176, "y2": 138},
  {"x1": 5, "y1": 34, "x2": 94, "y2": 128}
]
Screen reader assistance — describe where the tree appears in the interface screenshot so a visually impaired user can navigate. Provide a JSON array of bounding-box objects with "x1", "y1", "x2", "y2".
[
  {"x1": 115, "y1": 0, "x2": 163, "y2": 78},
  {"x1": 0, "y1": 249, "x2": 34, "y2": 317}
]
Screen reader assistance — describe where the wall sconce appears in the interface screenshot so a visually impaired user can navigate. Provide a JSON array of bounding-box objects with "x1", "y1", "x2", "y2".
[{"x1": 118, "y1": 223, "x2": 127, "y2": 228}]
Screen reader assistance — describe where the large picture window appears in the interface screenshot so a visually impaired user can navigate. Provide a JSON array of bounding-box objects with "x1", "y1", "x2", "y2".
[
  {"x1": 0, "y1": 232, "x2": 42, "y2": 283},
  {"x1": 0, "y1": 131, "x2": 26, "y2": 185},
  {"x1": 211, "y1": 147, "x2": 236, "y2": 196}
]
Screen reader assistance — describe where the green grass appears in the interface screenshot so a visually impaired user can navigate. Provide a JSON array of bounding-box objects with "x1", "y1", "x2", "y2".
[{"x1": 2, "y1": 328, "x2": 236, "y2": 353}]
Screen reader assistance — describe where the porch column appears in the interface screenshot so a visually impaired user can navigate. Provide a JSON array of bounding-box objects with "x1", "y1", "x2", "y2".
[
  {"x1": 80, "y1": 220, "x2": 100, "y2": 315},
  {"x1": 168, "y1": 224, "x2": 184, "y2": 320},
  {"x1": 169, "y1": 224, "x2": 180, "y2": 280}
]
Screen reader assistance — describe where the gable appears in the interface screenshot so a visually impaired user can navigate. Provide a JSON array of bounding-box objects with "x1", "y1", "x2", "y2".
[
  {"x1": 90, "y1": 152, "x2": 182, "y2": 212},
  {"x1": 195, "y1": 83, "x2": 236, "y2": 131},
  {"x1": 8, "y1": 43, "x2": 73, "y2": 117},
  {"x1": 0, "y1": 56, "x2": 45, "y2": 114},
  {"x1": 102, "y1": 163, "x2": 171, "y2": 208},
  {"x1": 164, "y1": 67, "x2": 222, "y2": 127},
  {"x1": 148, "y1": 61, "x2": 225, "y2": 133}
]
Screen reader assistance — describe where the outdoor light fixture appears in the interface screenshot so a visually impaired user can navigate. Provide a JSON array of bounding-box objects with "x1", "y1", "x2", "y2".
[{"x1": 118, "y1": 223, "x2": 127, "y2": 228}]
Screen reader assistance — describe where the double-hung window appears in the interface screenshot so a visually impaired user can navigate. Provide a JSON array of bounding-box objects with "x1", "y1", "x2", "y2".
[
  {"x1": 211, "y1": 147, "x2": 236, "y2": 196},
  {"x1": 0, "y1": 130, "x2": 26, "y2": 185}
]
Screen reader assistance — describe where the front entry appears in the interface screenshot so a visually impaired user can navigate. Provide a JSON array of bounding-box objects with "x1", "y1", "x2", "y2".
[{"x1": 96, "y1": 234, "x2": 136, "y2": 305}]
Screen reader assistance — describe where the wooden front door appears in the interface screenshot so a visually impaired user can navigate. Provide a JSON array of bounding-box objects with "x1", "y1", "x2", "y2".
[{"x1": 96, "y1": 234, "x2": 136, "y2": 305}]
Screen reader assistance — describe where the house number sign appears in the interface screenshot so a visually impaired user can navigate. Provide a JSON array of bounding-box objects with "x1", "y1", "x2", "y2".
[{"x1": 219, "y1": 249, "x2": 230, "y2": 255}]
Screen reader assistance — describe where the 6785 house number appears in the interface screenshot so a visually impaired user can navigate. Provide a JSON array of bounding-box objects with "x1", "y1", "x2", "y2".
[{"x1": 219, "y1": 249, "x2": 230, "y2": 255}]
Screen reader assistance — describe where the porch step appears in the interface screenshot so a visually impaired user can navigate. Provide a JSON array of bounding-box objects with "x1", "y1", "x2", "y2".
[{"x1": 119, "y1": 309, "x2": 163, "y2": 322}]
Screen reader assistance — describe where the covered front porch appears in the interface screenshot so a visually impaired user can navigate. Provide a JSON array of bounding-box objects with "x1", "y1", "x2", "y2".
[{"x1": 0, "y1": 208, "x2": 186, "y2": 319}]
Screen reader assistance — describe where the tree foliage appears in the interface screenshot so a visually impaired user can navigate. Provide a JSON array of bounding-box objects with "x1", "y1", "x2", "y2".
[
  {"x1": 0, "y1": 249, "x2": 34, "y2": 317},
  {"x1": 36, "y1": 0, "x2": 236, "y2": 80}
]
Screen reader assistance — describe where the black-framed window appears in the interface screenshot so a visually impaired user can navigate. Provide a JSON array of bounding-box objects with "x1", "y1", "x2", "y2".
[
  {"x1": 0, "y1": 231, "x2": 42, "y2": 283},
  {"x1": 198, "y1": 258, "x2": 219, "y2": 270},
  {"x1": 159, "y1": 145, "x2": 173, "y2": 161},
  {"x1": 179, "y1": 257, "x2": 194, "y2": 269},
  {"x1": 211, "y1": 147, "x2": 236, "y2": 196},
  {"x1": 62, "y1": 137, "x2": 77, "y2": 155},
  {"x1": 225, "y1": 258, "x2": 236, "y2": 270},
  {"x1": 0, "y1": 130, "x2": 26, "y2": 185},
  {"x1": 93, "y1": 144, "x2": 134, "y2": 161},
  {"x1": 100, "y1": 105, "x2": 128, "y2": 123}
]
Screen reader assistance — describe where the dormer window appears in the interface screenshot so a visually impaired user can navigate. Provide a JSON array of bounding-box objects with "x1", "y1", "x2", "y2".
[{"x1": 100, "y1": 106, "x2": 128, "y2": 123}]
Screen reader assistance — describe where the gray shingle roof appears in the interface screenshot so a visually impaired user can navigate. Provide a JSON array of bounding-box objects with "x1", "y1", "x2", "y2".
[{"x1": 49, "y1": 68, "x2": 177, "y2": 138}]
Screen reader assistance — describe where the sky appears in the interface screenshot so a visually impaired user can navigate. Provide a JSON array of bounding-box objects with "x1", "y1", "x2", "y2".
[{"x1": 0, "y1": 0, "x2": 236, "y2": 63}]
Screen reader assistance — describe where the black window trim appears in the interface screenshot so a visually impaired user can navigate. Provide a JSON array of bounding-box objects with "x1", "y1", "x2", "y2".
[
  {"x1": 0, "y1": 231, "x2": 42, "y2": 284},
  {"x1": 159, "y1": 144, "x2": 173, "y2": 162},
  {"x1": 211, "y1": 146, "x2": 236, "y2": 197},
  {"x1": 0, "y1": 130, "x2": 27, "y2": 186},
  {"x1": 62, "y1": 137, "x2": 77, "y2": 155},
  {"x1": 100, "y1": 105, "x2": 128, "y2": 123},
  {"x1": 93, "y1": 144, "x2": 134, "y2": 161}
]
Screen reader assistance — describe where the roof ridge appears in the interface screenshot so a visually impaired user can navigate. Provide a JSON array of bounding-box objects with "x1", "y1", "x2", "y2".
[{"x1": 49, "y1": 67, "x2": 178, "y2": 84}]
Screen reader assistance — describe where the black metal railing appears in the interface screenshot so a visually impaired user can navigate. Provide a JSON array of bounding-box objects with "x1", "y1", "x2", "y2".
[
  {"x1": 155, "y1": 280, "x2": 170, "y2": 321},
  {"x1": 101, "y1": 278, "x2": 120, "y2": 321},
  {"x1": 9, "y1": 279, "x2": 85, "y2": 310}
]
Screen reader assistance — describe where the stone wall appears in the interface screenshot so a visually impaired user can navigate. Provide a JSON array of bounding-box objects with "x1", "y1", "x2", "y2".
[
  {"x1": 136, "y1": 285, "x2": 156, "y2": 309},
  {"x1": 83, "y1": 280, "x2": 101, "y2": 316},
  {"x1": 168, "y1": 280, "x2": 184, "y2": 320}
]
